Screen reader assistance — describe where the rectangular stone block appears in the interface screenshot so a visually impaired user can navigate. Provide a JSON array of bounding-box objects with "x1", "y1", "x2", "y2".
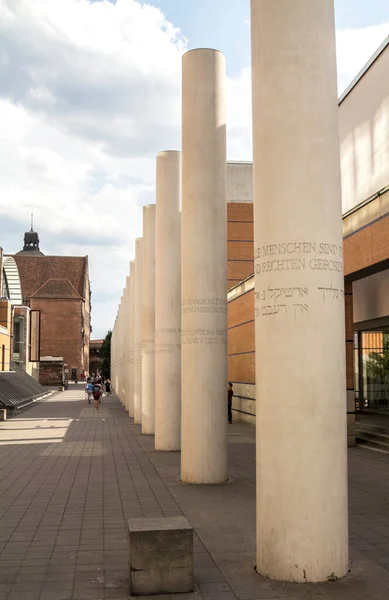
[
  {"x1": 0, "y1": 409, "x2": 6, "y2": 421},
  {"x1": 128, "y1": 516, "x2": 194, "y2": 595}
]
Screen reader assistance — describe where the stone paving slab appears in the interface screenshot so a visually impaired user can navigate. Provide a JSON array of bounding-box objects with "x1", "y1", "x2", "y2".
[{"x1": 0, "y1": 388, "x2": 388, "y2": 599}]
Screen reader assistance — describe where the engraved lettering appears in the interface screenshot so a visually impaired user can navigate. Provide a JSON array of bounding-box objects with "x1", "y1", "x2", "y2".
[{"x1": 293, "y1": 304, "x2": 309, "y2": 318}]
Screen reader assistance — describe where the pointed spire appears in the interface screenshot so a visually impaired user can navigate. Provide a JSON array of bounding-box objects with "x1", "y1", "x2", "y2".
[{"x1": 31, "y1": 209, "x2": 34, "y2": 232}]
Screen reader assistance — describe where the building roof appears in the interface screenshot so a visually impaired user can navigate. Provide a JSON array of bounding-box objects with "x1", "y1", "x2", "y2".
[
  {"x1": 12, "y1": 255, "x2": 88, "y2": 301},
  {"x1": 31, "y1": 279, "x2": 82, "y2": 300},
  {"x1": 90, "y1": 339, "x2": 104, "y2": 348}
]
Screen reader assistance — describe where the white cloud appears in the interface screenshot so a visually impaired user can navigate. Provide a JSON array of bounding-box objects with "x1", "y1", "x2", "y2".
[
  {"x1": 336, "y1": 23, "x2": 389, "y2": 94},
  {"x1": 0, "y1": 0, "x2": 185, "y2": 337},
  {"x1": 0, "y1": 0, "x2": 388, "y2": 338}
]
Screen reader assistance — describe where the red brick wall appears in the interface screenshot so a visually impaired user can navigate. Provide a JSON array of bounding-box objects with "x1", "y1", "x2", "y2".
[
  {"x1": 225, "y1": 203, "x2": 385, "y2": 397},
  {"x1": 344, "y1": 213, "x2": 389, "y2": 277},
  {"x1": 30, "y1": 298, "x2": 84, "y2": 378},
  {"x1": 228, "y1": 288, "x2": 255, "y2": 384},
  {"x1": 227, "y1": 203, "x2": 254, "y2": 289},
  {"x1": 228, "y1": 283, "x2": 355, "y2": 397}
]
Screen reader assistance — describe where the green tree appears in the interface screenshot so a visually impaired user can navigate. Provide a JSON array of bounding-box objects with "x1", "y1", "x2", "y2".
[
  {"x1": 100, "y1": 330, "x2": 112, "y2": 379},
  {"x1": 366, "y1": 333, "x2": 389, "y2": 381}
]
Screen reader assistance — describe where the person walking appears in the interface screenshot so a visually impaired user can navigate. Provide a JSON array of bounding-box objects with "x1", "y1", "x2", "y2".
[
  {"x1": 228, "y1": 382, "x2": 233, "y2": 424},
  {"x1": 105, "y1": 379, "x2": 111, "y2": 395},
  {"x1": 86, "y1": 381, "x2": 93, "y2": 403},
  {"x1": 92, "y1": 382, "x2": 102, "y2": 408}
]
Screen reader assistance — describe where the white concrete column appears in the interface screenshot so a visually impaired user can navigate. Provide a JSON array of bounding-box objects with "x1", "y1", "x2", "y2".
[
  {"x1": 181, "y1": 49, "x2": 228, "y2": 484},
  {"x1": 124, "y1": 277, "x2": 131, "y2": 411},
  {"x1": 155, "y1": 151, "x2": 182, "y2": 451},
  {"x1": 118, "y1": 297, "x2": 123, "y2": 400},
  {"x1": 113, "y1": 315, "x2": 118, "y2": 392},
  {"x1": 111, "y1": 323, "x2": 115, "y2": 391},
  {"x1": 251, "y1": 0, "x2": 348, "y2": 582},
  {"x1": 141, "y1": 205, "x2": 156, "y2": 435},
  {"x1": 128, "y1": 260, "x2": 136, "y2": 418},
  {"x1": 134, "y1": 238, "x2": 143, "y2": 424},
  {"x1": 118, "y1": 305, "x2": 122, "y2": 400},
  {"x1": 120, "y1": 290, "x2": 126, "y2": 406}
]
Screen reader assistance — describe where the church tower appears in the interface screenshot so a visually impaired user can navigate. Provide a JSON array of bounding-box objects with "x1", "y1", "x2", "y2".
[{"x1": 16, "y1": 213, "x2": 44, "y2": 256}]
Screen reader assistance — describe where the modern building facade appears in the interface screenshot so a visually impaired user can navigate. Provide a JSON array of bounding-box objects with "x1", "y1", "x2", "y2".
[{"x1": 227, "y1": 37, "x2": 389, "y2": 441}]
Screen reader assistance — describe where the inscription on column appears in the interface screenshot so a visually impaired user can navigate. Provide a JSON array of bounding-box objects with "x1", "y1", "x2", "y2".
[
  {"x1": 181, "y1": 297, "x2": 227, "y2": 315},
  {"x1": 181, "y1": 329, "x2": 227, "y2": 345},
  {"x1": 254, "y1": 241, "x2": 344, "y2": 319},
  {"x1": 181, "y1": 298, "x2": 227, "y2": 344},
  {"x1": 134, "y1": 342, "x2": 142, "y2": 364},
  {"x1": 155, "y1": 328, "x2": 181, "y2": 355},
  {"x1": 142, "y1": 338, "x2": 155, "y2": 355}
]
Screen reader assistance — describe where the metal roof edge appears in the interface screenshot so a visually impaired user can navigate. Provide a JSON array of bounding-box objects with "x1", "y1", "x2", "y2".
[{"x1": 338, "y1": 34, "x2": 389, "y2": 105}]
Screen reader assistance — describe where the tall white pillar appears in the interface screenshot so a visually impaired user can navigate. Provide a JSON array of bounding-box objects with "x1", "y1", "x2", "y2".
[
  {"x1": 121, "y1": 290, "x2": 127, "y2": 406},
  {"x1": 128, "y1": 260, "x2": 136, "y2": 418},
  {"x1": 113, "y1": 314, "x2": 118, "y2": 392},
  {"x1": 134, "y1": 238, "x2": 143, "y2": 425},
  {"x1": 181, "y1": 49, "x2": 228, "y2": 484},
  {"x1": 155, "y1": 151, "x2": 182, "y2": 451},
  {"x1": 141, "y1": 205, "x2": 156, "y2": 435},
  {"x1": 251, "y1": 0, "x2": 348, "y2": 582},
  {"x1": 118, "y1": 296, "x2": 124, "y2": 403},
  {"x1": 111, "y1": 323, "x2": 115, "y2": 390},
  {"x1": 124, "y1": 277, "x2": 131, "y2": 412}
]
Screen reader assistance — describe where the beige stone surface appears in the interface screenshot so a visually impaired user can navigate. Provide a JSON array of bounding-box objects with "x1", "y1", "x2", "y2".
[
  {"x1": 128, "y1": 261, "x2": 135, "y2": 417},
  {"x1": 134, "y1": 238, "x2": 143, "y2": 425},
  {"x1": 124, "y1": 276, "x2": 131, "y2": 412},
  {"x1": 181, "y1": 48, "x2": 228, "y2": 483},
  {"x1": 251, "y1": 0, "x2": 348, "y2": 582},
  {"x1": 155, "y1": 151, "x2": 182, "y2": 451},
  {"x1": 226, "y1": 162, "x2": 253, "y2": 203},
  {"x1": 142, "y1": 205, "x2": 156, "y2": 435}
]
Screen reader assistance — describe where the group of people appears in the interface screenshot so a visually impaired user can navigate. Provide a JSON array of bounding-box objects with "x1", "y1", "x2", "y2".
[
  {"x1": 85, "y1": 376, "x2": 111, "y2": 410},
  {"x1": 85, "y1": 376, "x2": 233, "y2": 418}
]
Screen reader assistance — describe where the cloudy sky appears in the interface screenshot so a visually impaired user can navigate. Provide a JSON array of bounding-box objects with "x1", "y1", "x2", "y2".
[{"x1": 0, "y1": 0, "x2": 388, "y2": 339}]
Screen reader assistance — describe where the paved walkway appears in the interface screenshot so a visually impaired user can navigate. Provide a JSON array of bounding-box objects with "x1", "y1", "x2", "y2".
[{"x1": 0, "y1": 388, "x2": 389, "y2": 600}]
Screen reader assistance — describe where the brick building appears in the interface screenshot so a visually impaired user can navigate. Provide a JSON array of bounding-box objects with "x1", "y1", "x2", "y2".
[
  {"x1": 89, "y1": 339, "x2": 103, "y2": 377},
  {"x1": 226, "y1": 38, "x2": 389, "y2": 445},
  {"x1": 11, "y1": 229, "x2": 91, "y2": 382}
]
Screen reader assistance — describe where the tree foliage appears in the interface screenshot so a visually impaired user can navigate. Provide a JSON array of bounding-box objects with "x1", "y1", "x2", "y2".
[
  {"x1": 366, "y1": 334, "x2": 389, "y2": 381},
  {"x1": 100, "y1": 330, "x2": 112, "y2": 379}
]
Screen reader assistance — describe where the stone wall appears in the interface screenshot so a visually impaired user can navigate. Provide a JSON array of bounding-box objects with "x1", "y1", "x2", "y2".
[{"x1": 39, "y1": 360, "x2": 64, "y2": 386}]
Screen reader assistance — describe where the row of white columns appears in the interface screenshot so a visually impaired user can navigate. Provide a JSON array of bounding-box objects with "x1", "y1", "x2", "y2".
[
  {"x1": 112, "y1": 48, "x2": 227, "y2": 478},
  {"x1": 111, "y1": 0, "x2": 348, "y2": 584}
]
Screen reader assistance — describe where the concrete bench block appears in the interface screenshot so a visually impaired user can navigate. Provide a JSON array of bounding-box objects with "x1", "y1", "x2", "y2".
[
  {"x1": 0, "y1": 409, "x2": 6, "y2": 421},
  {"x1": 128, "y1": 516, "x2": 194, "y2": 596}
]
